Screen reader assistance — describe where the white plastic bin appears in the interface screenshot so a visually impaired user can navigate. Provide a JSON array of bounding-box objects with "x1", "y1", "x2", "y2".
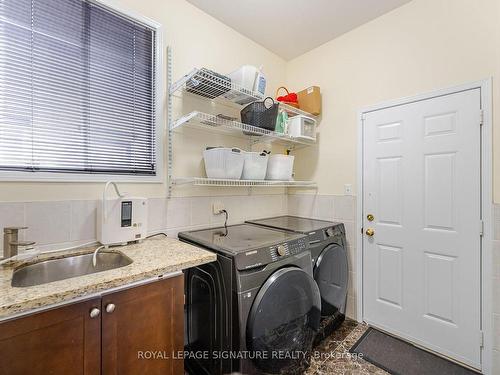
[
  {"x1": 227, "y1": 65, "x2": 266, "y2": 95},
  {"x1": 242, "y1": 152, "x2": 268, "y2": 180},
  {"x1": 287, "y1": 115, "x2": 316, "y2": 141},
  {"x1": 266, "y1": 155, "x2": 295, "y2": 181},
  {"x1": 203, "y1": 147, "x2": 244, "y2": 179}
]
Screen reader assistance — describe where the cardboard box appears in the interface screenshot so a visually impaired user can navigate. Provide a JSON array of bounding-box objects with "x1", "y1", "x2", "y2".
[{"x1": 297, "y1": 86, "x2": 321, "y2": 116}]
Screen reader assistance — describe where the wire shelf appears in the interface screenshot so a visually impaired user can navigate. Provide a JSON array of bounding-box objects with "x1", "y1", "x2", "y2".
[
  {"x1": 169, "y1": 68, "x2": 318, "y2": 118},
  {"x1": 171, "y1": 111, "x2": 316, "y2": 147},
  {"x1": 166, "y1": 62, "x2": 319, "y2": 193},
  {"x1": 173, "y1": 177, "x2": 318, "y2": 188},
  {"x1": 169, "y1": 68, "x2": 264, "y2": 106},
  {"x1": 278, "y1": 102, "x2": 319, "y2": 119}
]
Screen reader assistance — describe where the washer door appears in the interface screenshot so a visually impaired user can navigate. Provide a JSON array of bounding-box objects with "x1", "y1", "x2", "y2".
[
  {"x1": 246, "y1": 267, "x2": 321, "y2": 374},
  {"x1": 314, "y1": 243, "x2": 349, "y2": 316},
  {"x1": 185, "y1": 260, "x2": 230, "y2": 375}
]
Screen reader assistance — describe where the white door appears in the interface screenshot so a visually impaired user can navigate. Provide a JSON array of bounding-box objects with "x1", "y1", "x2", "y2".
[{"x1": 362, "y1": 89, "x2": 482, "y2": 369}]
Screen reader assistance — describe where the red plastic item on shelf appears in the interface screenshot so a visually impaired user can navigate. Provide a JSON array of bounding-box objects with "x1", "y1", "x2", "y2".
[{"x1": 275, "y1": 86, "x2": 299, "y2": 107}]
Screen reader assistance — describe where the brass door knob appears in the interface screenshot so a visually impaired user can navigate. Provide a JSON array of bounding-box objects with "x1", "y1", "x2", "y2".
[
  {"x1": 365, "y1": 228, "x2": 375, "y2": 237},
  {"x1": 367, "y1": 214, "x2": 374, "y2": 221}
]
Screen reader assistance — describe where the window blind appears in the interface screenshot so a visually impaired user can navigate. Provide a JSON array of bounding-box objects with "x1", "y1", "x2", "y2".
[{"x1": 0, "y1": 0, "x2": 157, "y2": 176}]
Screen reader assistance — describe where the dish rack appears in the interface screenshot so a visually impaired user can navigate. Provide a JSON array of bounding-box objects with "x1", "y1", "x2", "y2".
[{"x1": 166, "y1": 48, "x2": 318, "y2": 196}]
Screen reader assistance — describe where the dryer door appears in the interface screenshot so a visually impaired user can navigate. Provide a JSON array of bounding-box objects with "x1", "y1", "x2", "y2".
[
  {"x1": 314, "y1": 243, "x2": 349, "y2": 316},
  {"x1": 246, "y1": 267, "x2": 320, "y2": 374}
]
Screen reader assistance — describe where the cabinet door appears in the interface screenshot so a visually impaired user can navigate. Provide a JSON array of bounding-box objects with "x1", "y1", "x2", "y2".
[
  {"x1": 102, "y1": 275, "x2": 184, "y2": 375},
  {"x1": 0, "y1": 298, "x2": 101, "y2": 375}
]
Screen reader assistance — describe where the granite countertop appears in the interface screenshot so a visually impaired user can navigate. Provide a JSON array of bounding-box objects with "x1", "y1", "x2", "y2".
[{"x1": 0, "y1": 236, "x2": 216, "y2": 320}]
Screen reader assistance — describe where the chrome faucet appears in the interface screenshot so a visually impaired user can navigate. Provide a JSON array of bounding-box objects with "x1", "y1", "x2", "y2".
[{"x1": 3, "y1": 227, "x2": 36, "y2": 259}]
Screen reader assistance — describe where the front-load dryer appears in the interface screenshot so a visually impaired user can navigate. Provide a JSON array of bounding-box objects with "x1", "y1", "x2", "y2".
[
  {"x1": 179, "y1": 223, "x2": 321, "y2": 375},
  {"x1": 246, "y1": 216, "x2": 348, "y2": 345}
]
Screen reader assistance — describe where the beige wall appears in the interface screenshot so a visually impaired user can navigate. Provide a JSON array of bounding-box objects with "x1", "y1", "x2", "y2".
[
  {"x1": 286, "y1": 0, "x2": 500, "y2": 203},
  {"x1": 0, "y1": 0, "x2": 287, "y2": 202}
]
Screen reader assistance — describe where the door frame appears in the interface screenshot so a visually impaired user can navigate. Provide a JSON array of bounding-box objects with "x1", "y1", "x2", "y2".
[{"x1": 355, "y1": 79, "x2": 493, "y2": 374}]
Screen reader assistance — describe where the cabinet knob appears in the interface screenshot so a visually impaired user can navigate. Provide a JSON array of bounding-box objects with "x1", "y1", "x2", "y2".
[
  {"x1": 106, "y1": 303, "x2": 116, "y2": 313},
  {"x1": 89, "y1": 308, "x2": 100, "y2": 318}
]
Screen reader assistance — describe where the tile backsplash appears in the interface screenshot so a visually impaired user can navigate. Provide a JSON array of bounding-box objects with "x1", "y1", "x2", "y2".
[
  {"x1": 1, "y1": 200, "x2": 99, "y2": 253},
  {"x1": 0, "y1": 194, "x2": 288, "y2": 253}
]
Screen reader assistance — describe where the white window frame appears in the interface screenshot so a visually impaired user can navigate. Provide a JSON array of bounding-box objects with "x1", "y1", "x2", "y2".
[{"x1": 0, "y1": 0, "x2": 164, "y2": 183}]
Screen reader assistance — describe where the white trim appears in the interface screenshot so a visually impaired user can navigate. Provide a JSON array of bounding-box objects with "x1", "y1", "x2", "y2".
[
  {"x1": 0, "y1": 0, "x2": 165, "y2": 184},
  {"x1": 356, "y1": 78, "x2": 493, "y2": 374},
  {"x1": 479, "y1": 78, "x2": 493, "y2": 375},
  {"x1": 0, "y1": 172, "x2": 164, "y2": 183},
  {"x1": 356, "y1": 112, "x2": 364, "y2": 324},
  {"x1": 91, "y1": 0, "x2": 162, "y2": 29}
]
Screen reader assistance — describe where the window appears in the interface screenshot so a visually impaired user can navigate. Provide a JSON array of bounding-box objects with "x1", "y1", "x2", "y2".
[{"x1": 0, "y1": 0, "x2": 161, "y2": 179}]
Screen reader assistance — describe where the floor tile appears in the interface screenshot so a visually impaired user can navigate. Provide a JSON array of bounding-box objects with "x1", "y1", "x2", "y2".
[{"x1": 307, "y1": 318, "x2": 388, "y2": 375}]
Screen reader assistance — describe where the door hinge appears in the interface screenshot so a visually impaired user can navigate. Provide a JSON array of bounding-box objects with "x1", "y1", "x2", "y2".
[
  {"x1": 479, "y1": 331, "x2": 484, "y2": 348},
  {"x1": 479, "y1": 110, "x2": 484, "y2": 126},
  {"x1": 479, "y1": 220, "x2": 484, "y2": 236}
]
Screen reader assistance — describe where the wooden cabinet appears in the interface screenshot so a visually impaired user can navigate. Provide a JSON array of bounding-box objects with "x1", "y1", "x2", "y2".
[
  {"x1": 102, "y1": 275, "x2": 184, "y2": 375},
  {"x1": 0, "y1": 298, "x2": 101, "y2": 375},
  {"x1": 0, "y1": 275, "x2": 184, "y2": 375}
]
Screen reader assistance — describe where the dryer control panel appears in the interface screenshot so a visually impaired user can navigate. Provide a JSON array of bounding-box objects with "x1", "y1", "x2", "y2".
[{"x1": 307, "y1": 223, "x2": 346, "y2": 246}]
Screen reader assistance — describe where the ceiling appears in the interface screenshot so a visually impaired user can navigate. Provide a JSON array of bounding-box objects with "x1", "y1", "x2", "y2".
[{"x1": 186, "y1": 0, "x2": 413, "y2": 60}]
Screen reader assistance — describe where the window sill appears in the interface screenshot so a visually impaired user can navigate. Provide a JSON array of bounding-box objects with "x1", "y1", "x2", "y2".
[{"x1": 0, "y1": 171, "x2": 164, "y2": 184}]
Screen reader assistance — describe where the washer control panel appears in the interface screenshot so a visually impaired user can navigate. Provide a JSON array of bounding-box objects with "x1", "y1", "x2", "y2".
[
  {"x1": 235, "y1": 236, "x2": 308, "y2": 270},
  {"x1": 269, "y1": 237, "x2": 307, "y2": 261},
  {"x1": 277, "y1": 245, "x2": 287, "y2": 256}
]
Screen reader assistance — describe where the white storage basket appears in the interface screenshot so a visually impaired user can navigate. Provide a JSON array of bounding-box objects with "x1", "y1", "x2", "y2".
[
  {"x1": 203, "y1": 147, "x2": 244, "y2": 179},
  {"x1": 266, "y1": 155, "x2": 295, "y2": 181},
  {"x1": 242, "y1": 152, "x2": 268, "y2": 180}
]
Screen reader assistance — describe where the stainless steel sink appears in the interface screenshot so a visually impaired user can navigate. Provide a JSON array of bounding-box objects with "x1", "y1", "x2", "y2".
[{"x1": 11, "y1": 251, "x2": 133, "y2": 287}]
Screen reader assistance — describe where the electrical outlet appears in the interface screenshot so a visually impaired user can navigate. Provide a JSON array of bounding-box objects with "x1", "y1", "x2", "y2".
[
  {"x1": 344, "y1": 184, "x2": 353, "y2": 195},
  {"x1": 212, "y1": 201, "x2": 225, "y2": 215}
]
